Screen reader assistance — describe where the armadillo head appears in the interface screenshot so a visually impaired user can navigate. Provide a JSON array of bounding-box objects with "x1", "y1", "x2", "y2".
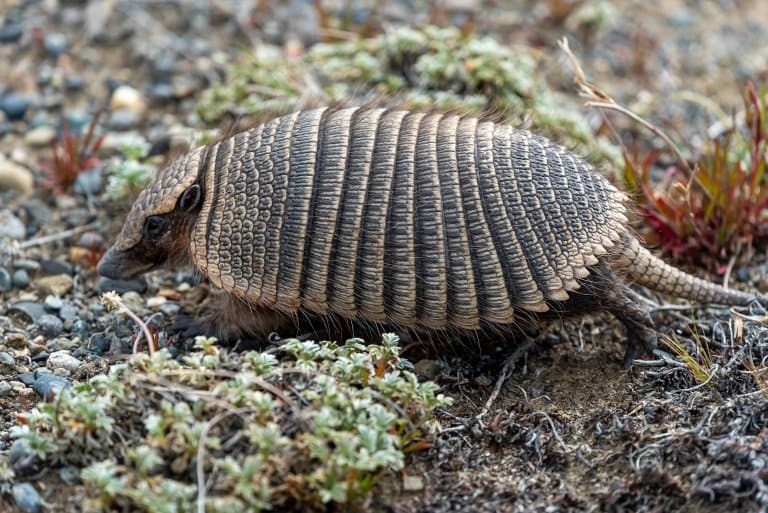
[{"x1": 98, "y1": 147, "x2": 206, "y2": 280}]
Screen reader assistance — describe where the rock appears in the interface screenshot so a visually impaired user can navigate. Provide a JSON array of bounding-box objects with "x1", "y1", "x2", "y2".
[
  {"x1": 0, "y1": 209, "x2": 26, "y2": 239},
  {"x1": 148, "y1": 82, "x2": 176, "y2": 104},
  {"x1": 24, "y1": 125, "x2": 56, "y2": 147},
  {"x1": 64, "y1": 75, "x2": 85, "y2": 91},
  {"x1": 7, "y1": 302, "x2": 45, "y2": 322},
  {"x1": 12, "y1": 269, "x2": 30, "y2": 288},
  {"x1": 98, "y1": 276, "x2": 148, "y2": 294},
  {"x1": 6, "y1": 332, "x2": 29, "y2": 350},
  {"x1": 44, "y1": 32, "x2": 68, "y2": 57},
  {"x1": 159, "y1": 302, "x2": 180, "y2": 316},
  {"x1": 12, "y1": 483, "x2": 42, "y2": 513},
  {"x1": 71, "y1": 319, "x2": 88, "y2": 333},
  {"x1": 58, "y1": 304, "x2": 78, "y2": 321},
  {"x1": 88, "y1": 332, "x2": 110, "y2": 355},
  {"x1": 0, "y1": 160, "x2": 34, "y2": 194},
  {"x1": 47, "y1": 351, "x2": 80, "y2": 372},
  {"x1": 37, "y1": 314, "x2": 64, "y2": 338},
  {"x1": 0, "y1": 380, "x2": 12, "y2": 396},
  {"x1": 43, "y1": 295, "x2": 63, "y2": 311},
  {"x1": 402, "y1": 475, "x2": 424, "y2": 492},
  {"x1": 78, "y1": 231, "x2": 106, "y2": 250},
  {"x1": 0, "y1": 351, "x2": 14, "y2": 366},
  {"x1": 46, "y1": 336, "x2": 79, "y2": 352},
  {"x1": 9, "y1": 439, "x2": 32, "y2": 464},
  {"x1": 108, "y1": 109, "x2": 141, "y2": 130},
  {"x1": 147, "y1": 296, "x2": 167, "y2": 308},
  {"x1": 13, "y1": 259, "x2": 40, "y2": 272},
  {"x1": 0, "y1": 94, "x2": 31, "y2": 121},
  {"x1": 73, "y1": 164, "x2": 104, "y2": 195},
  {"x1": 0, "y1": 23, "x2": 22, "y2": 44},
  {"x1": 40, "y1": 259, "x2": 73, "y2": 275},
  {"x1": 110, "y1": 85, "x2": 146, "y2": 114},
  {"x1": 34, "y1": 274, "x2": 74, "y2": 296},
  {"x1": 0, "y1": 267, "x2": 11, "y2": 291},
  {"x1": 32, "y1": 371, "x2": 72, "y2": 400},
  {"x1": 736, "y1": 266, "x2": 751, "y2": 283}
]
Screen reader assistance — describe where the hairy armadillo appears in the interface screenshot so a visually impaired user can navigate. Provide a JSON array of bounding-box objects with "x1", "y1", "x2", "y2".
[{"x1": 98, "y1": 107, "x2": 763, "y2": 365}]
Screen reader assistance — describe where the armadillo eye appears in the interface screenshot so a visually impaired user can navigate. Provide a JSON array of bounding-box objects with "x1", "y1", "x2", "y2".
[{"x1": 144, "y1": 215, "x2": 169, "y2": 239}]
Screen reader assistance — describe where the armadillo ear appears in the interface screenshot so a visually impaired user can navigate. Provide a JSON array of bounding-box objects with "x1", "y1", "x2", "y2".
[{"x1": 178, "y1": 184, "x2": 202, "y2": 213}]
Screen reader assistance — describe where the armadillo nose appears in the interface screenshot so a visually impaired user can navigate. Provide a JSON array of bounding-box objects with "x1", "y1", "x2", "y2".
[{"x1": 97, "y1": 246, "x2": 124, "y2": 280}]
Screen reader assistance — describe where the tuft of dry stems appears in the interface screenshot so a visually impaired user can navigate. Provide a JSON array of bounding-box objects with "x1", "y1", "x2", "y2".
[{"x1": 558, "y1": 37, "x2": 693, "y2": 176}]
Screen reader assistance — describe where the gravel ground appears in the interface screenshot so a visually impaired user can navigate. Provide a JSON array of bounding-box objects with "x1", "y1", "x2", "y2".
[{"x1": 1, "y1": 1, "x2": 768, "y2": 512}]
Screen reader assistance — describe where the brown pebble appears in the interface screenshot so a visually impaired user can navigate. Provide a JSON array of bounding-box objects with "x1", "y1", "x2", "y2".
[{"x1": 34, "y1": 274, "x2": 74, "y2": 296}]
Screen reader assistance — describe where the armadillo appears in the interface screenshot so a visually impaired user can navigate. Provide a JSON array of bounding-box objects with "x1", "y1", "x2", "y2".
[{"x1": 98, "y1": 107, "x2": 763, "y2": 365}]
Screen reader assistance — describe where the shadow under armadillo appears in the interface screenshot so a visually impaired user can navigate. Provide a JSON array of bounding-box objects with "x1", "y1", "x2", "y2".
[{"x1": 168, "y1": 260, "x2": 657, "y2": 369}]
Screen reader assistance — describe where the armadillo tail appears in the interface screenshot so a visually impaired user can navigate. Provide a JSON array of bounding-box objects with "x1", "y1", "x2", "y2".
[{"x1": 616, "y1": 236, "x2": 761, "y2": 306}]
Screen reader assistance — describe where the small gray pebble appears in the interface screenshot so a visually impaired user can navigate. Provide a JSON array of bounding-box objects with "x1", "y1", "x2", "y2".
[
  {"x1": 88, "y1": 332, "x2": 110, "y2": 355},
  {"x1": 32, "y1": 372, "x2": 72, "y2": 400},
  {"x1": 12, "y1": 483, "x2": 42, "y2": 513},
  {"x1": 40, "y1": 259, "x2": 73, "y2": 276},
  {"x1": 0, "y1": 380, "x2": 13, "y2": 396},
  {"x1": 12, "y1": 269, "x2": 30, "y2": 288},
  {"x1": 71, "y1": 319, "x2": 88, "y2": 333},
  {"x1": 0, "y1": 94, "x2": 31, "y2": 121},
  {"x1": 58, "y1": 304, "x2": 78, "y2": 322},
  {"x1": 13, "y1": 259, "x2": 41, "y2": 272},
  {"x1": 0, "y1": 351, "x2": 15, "y2": 366},
  {"x1": 37, "y1": 314, "x2": 64, "y2": 338},
  {"x1": 0, "y1": 266, "x2": 11, "y2": 291},
  {"x1": 44, "y1": 32, "x2": 68, "y2": 56},
  {"x1": 736, "y1": 266, "x2": 751, "y2": 283},
  {"x1": 31, "y1": 351, "x2": 49, "y2": 363},
  {"x1": 43, "y1": 295, "x2": 63, "y2": 311},
  {"x1": 0, "y1": 210, "x2": 25, "y2": 240},
  {"x1": 98, "y1": 276, "x2": 148, "y2": 294},
  {"x1": 9, "y1": 302, "x2": 45, "y2": 322},
  {"x1": 59, "y1": 466, "x2": 80, "y2": 485},
  {"x1": 159, "y1": 302, "x2": 180, "y2": 316},
  {"x1": 64, "y1": 75, "x2": 85, "y2": 91},
  {"x1": 108, "y1": 109, "x2": 140, "y2": 130},
  {"x1": 0, "y1": 23, "x2": 22, "y2": 44},
  {"x1": 17, "y1": 371, "x2": 35, "y2": 386},
  {"x1": 73, "y1": 164, "x2": 104, "y2": 196},
  {"x1": 89, "y1": 302, "x2": 105, "y2": 315},
  {"x1": 9, "y1": 439, "x2": 32, "y2": 464},
  {"x1": 78, "y1": 231, "x2": 105, "y2": 249}
]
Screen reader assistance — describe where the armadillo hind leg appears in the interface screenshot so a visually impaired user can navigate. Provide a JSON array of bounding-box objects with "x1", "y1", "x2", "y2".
[
  {"x1": 603, "y1": 283, "x2": 658, "y2": 368},
  {"x1": 561, "y1": 262, "x2": 657, "y2": 367}
]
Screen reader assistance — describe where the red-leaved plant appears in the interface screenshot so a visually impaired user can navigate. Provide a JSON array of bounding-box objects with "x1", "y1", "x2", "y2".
[
  {"x1": 40, "y1": 110, "x2": 104, "y2": 192},
  {"x1": 623, "y1": 81, "x2": 768, "y2": 272}
]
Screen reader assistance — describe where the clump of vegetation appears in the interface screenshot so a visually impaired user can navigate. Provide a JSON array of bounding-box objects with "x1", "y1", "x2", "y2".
[
  {"x1": 197, "y1": 25, "x2": 621, "y2": 166},
  {"x1": 40, "y1": 111, "x2": 104, "y2": 192},
  {"x1": 105, "y1": 137, "x2": 155, "y2": 199},
  {"x1": 623, "y1": 81, "x2": 768, "y2": 270},
  {"x1": 5, "y1": 334, "x2": 450, "y2": 512}
]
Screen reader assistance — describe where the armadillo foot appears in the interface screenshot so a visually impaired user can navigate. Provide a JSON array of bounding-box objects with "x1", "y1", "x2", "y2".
[{"x1": 604, "y1": 287, "x2": 658, "y2": 368}]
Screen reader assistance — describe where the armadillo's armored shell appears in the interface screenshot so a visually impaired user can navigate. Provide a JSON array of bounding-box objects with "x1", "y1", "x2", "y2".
[{"x1": 191, "y1": 107, "x2": 629, "y2": 330}]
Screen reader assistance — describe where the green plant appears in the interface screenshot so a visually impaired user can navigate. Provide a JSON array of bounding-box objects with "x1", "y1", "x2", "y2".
[
  {"x1": 197, "y1": 25, "x2": 621, "y2": 167},
  {"x1": 623, "y1": 81, "x2": 768, "y2": 270},
  {"x1": 106, "y1": 138, "x2": 155, "y2": 199},
  {"x1": 7, "y1": 334, "x2": 451, "y2": 512},
  {"x1": 40, "y1": 111, "x2": 104, "y2": 192}
]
